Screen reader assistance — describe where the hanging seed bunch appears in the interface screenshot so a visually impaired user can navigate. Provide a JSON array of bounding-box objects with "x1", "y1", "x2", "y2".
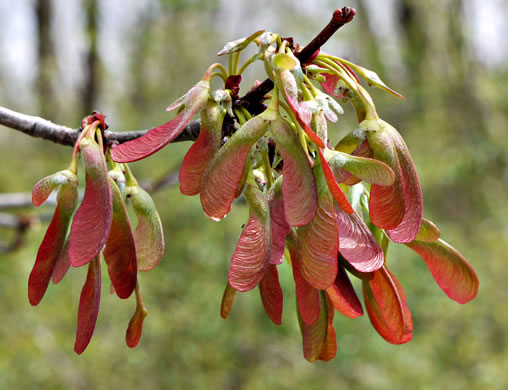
[
  {"x1": 31, "y1": 8, "x2": 478, "y2": 361},
  {"x1": 30, "y1": 112, "x2": 163, "y2": 354}
]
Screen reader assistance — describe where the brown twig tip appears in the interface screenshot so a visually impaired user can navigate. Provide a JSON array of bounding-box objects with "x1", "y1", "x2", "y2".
[{"x1": 333, "y1": 7, "x2": 356, "y2": 24}]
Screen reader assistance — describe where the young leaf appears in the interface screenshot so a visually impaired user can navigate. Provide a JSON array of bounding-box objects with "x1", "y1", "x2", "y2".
[
  {"x1": 103, "y1": 178, "x2": 137, "y2": 299},
  {"x1": 74, "y1": 256, "x2": 102, "y2": 354},
  {"x1": 221, "y1": 283, "x2": 237, "y2": 319},
  {"x1": 228, "y1": 184, "x2": 272, "y2": 292},
  {"x1": 288, "y1": 241, "x2": 321, "y2": 326},
  {"x1": 297, "y1": 166, "x2": 339, "y2": 290},
  {"x1": 129, "y1": 185, "x2": 164, "y2": 271},
  {"x1": 179, "y1": 102, "x2": 223, "y2": 196},
  {"x1": 200, "y1": 112, "x2": 272, "y2": 220},
  {"x1": 126, "y1": 284, "x2": 148, "y2": 348},
  {"x1": 69, "y1": 137, "x2": 112, "y2": 267},
  {"x1": 362, "y1": 265, "x2": 412, "y2": 344},
  {"x1": 335, "y1": 205, "x2": 384, "y2": 273},
  {"x1": 111, "y1": 80, "x2": 210, "y2": 163},
  {"x1": 29, "y1": 183, "x2": 78, "y2": 305},
  {"x1": 270, "y1": 116, "x2": 317, "y2": 226},
  {"x1": 405, "y1": 239, "x2": 479, "y2": 304},
  {"x1": 325, "y1": 264, "x2": 363, "y2": 318},
  {"x1": 259, "y1": 264, "x2": 283, "y2": 325},
  {"x1": 217, "y1": 30, "x2": 265, "y2": 56}
]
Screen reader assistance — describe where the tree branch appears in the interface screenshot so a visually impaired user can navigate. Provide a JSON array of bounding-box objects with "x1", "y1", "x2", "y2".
[
  {"x1": 0, "y1": 7, "x2": 355, "y2": 147},
  {"x1": 0, "y1": 106, "x2": 201, "y2": 147}
]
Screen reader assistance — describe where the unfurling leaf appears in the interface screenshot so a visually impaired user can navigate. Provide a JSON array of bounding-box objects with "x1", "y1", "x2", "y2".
[
  {"x1": 221, "y1": 283, "x2": 237, "y2": 319},
  {"x1": 326, "y1": 264, "x2": 363, "y2": 318},
  {"x1": 297, "y1": 167, "x2": 339, "y2": 290},
  {"x1": 111, "y1": 79, "x2": 210, "y2": 163},
  {"x1": 74, "y1": 256, "x2": 102, "y2": 354},
  {"x1": 103, "y1": 178, "x2": 137, "y2": 299},
  {"x1": 129, "y1": 185, "x2": 164, "y2": 271},
  {"x1": 200, "y1": 112, "x2": 273, "y2": 220},
  {"x1": 405, "y1": 239, "x2": 479, "y2": 304},
  {"x1": 228, "y1": 184, "x2": 272, "y2": 292},
  {"x1": 69, "y1": 137, "x2": 112, "y2": 267},
  {"x1": 362, "y1": 266, "x2": 412, "y2": 344},
  {"x1": 217, "y1": 30, "x2": 265, "y2": 56},
  {"x1": 270, "y1": 116, "x2": 317, "y2": 226},
  {"x1": 29, "y1": 182, "x2": 78, "y2": 305},
  {"x1": 179, "y1": 102, "x2": 223, "y2": 196},
  {"x1": 259, "y1": 264, "x2": 283, "y2": 325}
]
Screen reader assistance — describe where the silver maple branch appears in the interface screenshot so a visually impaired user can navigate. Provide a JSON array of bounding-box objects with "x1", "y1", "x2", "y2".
[{"x1": 0, "y1": 106, "x2": 200, "y2": 147}]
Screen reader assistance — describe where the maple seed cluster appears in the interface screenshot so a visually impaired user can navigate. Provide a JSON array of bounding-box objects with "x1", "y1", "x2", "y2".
[
  {"x1": 30, "y1": 113, "x2": 163, "y2": 354},
  {"x1": 109, "y1": 29, "x2": 479, "y2": 362}
]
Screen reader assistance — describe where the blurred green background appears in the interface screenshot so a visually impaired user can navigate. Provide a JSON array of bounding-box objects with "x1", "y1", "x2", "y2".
[{"x1": 0, "y1": 0, "x2": 507, "y2": 389}]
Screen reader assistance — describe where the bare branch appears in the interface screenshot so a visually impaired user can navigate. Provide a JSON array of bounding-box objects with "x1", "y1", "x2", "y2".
[{"x1": 0, "y1": 106, "x2": 201, "y2": 147}]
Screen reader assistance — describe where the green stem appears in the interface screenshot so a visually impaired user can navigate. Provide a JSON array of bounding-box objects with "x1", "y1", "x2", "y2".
[
  {"x1": 238, "y1": 53, "x2": 259, "y2": 75},
  {"x1": 123, "y1": 163, "x2": 138, "y2": 187}
]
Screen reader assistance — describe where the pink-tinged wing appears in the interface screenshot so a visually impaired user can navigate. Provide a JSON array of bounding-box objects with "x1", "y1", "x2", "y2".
[
  {"x1": 52, "y1": 237, "x2": 70, "y2": 284},
  {"x1": 200, "y1": 115, "x2": 270, "y2": 220},
  {"x1": 275, "y1": 68, "x2": 325, "y2": 148},
  {"x1": 405, "y1": 239, "x2": 479, "y2": 304},
  {"x1": 384, "y1": 125, "x2": 423, "y2": 243},
  {"x1": 69, "y1": 138, "x2": 112, "y2": 267},
  {"x1": 415, "y1": 218, "x2": 441, "y2": 242},
  {"x1": 126, "y1": 286, "x2": 148, "y2": 348},
  {"x1": 112, "y1": 82, "x2": 209, "y2": 163},
  {"x1": 335, "y1": 205, "x2": 384, "y2": 273},
  {"x1": 32, "y1": 170, "x2": 75, "y2": 207},
  {"x1": 318, "y1": 294, "x2": 337, "y2": 361},
  {"x1": 362, "y1": 265, "x2": 412, "y2": 344},
  {"x1": 325, "y1": 264, "x2": 363, "y2": 318},
  {"x1": 297, "y1": 167, "x2": 339, "y2": 290},
  {"x1": 220, "y1": 283, "x2": 237, "y2": 319},
  {"x1": 29, "y1": 183, "x2": 78, "y2": 305},
  {"x1": 129, "y1": 186, "x2": 164, "y2": 271},
  {"x1": 318, "y1": 149, "x2": 353, "y2": 214},
  {"x1": 259, "y1": 264, "x2": 283, "y2": 325},
  {"x1": 179, "y1": 103, "x2": 223, "y2": 196},
  {"x1": 297, "y1": 292, "x2": 328, "y2": 363},
  {"x1": 103, "y1": 178, "x2": 137, "y2": 299},
  {"x1": 268, "y1": 182, "x2": 290, "y2": 264},
  {"x1": 289, "y1": 243, "x2": 321, "y2": 326},
  {"x1": 388, "y1": 268, "x2": 413, "y2": 344},
  {"x1": 320, "y1": 72, "x2": 342, "y2": 98},
  {"x1": 228, "y1": 185, "x2": 272, "y2": 292},
  {"x1": 74, "y1": 256, "x2": 102, "y2": 354},
  {"x1": 368, "y1": 128, "x2": 405, "y2": 230},
  {"x1": 270, "y1": 117, "x2": 317, "y2": 226}
]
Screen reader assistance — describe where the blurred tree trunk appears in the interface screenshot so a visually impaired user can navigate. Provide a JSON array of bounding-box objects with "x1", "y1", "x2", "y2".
[
  {"x1": 35, "y1": 0, "x2": 55, "y2": 118},
  {"x1": 82, "y1": 0, "x2": 99, "y2": 116}
]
